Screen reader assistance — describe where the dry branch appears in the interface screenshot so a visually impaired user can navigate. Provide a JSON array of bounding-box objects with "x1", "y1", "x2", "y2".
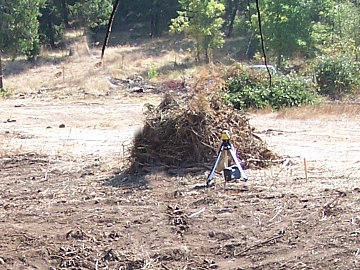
[
  {"x1": 234, "y1": 234, "x2": 284, "y2": 257},
  {"x1": 129, "y1": 92, "x2": 274, "y2": 174}
]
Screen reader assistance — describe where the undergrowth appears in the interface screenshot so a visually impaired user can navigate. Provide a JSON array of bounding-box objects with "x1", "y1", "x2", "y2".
[
  {"x1": 314, "y1": 55, "x2": 360, "y2": 100},
  {"x1": 223, "y1": 65, "x2": 318, "y2": 110}
]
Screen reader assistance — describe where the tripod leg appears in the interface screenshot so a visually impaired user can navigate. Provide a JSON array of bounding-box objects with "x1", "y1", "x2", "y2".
[
  {"x1": 207, "y1": 145, "x2": 224, "y2": 186},
  {"x1": 228, "y1": 144, "x2": 248, "y2": 181}
]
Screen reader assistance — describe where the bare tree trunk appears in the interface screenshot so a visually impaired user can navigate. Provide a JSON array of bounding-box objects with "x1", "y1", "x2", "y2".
[
  {"x1": 60, "y1": 0, "x2": 70, "y2": 28},
  {"x1": 227, "y1": 0, "x2": 240, "y2": 38},
  {"x1": 101, "y1": 0, "x2": 121, "y2": 60},
  {"x1": 0, "y1": 53, "x2": 3, "y2": 90}
]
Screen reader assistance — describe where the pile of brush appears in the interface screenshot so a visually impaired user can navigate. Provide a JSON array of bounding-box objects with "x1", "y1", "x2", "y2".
[{"x1": 129, "y1": 87, "x2": 273, "y2": 174}]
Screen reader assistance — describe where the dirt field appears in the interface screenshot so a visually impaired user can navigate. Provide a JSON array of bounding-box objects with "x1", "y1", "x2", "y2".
[{"x1": 1, "y1": 92, "x2": 360, "y2": 270}]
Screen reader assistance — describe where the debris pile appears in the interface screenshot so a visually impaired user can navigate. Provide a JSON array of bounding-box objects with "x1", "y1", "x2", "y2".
[{"x1": 129, "y1": 93, "x2": 273, "y2": 174}]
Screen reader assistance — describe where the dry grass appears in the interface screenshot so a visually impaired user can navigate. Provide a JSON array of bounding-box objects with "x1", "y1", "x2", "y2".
[
  {"x1": 2, "y1": 34, "x2": 195, "y2": 99},
  {"x1": 3, "y1": 32, "x2": 360, "y2": 123},
  {"x1": 277, "y1": 102, "x2": 360, "y2": 119}
]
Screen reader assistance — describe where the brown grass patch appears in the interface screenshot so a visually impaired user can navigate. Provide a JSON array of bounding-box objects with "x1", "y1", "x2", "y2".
[
  {"x1": 277, "y1": 103, "x2": 360, "y2": 119},
  {"x1": 3, "y1": 35, "x2": 195, "y2": 99}
]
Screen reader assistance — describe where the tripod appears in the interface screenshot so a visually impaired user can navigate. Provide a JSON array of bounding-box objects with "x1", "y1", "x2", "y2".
[{"x1": 206, "y1": 131, "x2": 248, "y2": 187}]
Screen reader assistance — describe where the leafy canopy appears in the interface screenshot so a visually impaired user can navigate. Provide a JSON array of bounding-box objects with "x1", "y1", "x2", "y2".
[
  {"x1": 252, "y1": 0, "x2": 314, "y2": 67},
  {"x1": 0, "y1": 0, "x2": 45, "y2": 57},
  {"x1": 69, "y1": 0, "x2": 113, "y2": 29},
  {"x1": 170, "y1": 0, "x2": 225, "y2": 62}
]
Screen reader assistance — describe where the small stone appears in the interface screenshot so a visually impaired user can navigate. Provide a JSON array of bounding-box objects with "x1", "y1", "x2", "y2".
[{"x1": 59, "y1": 124, "x2": 65, "y2": 128}]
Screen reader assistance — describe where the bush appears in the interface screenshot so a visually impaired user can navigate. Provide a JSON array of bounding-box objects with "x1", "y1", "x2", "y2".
[
  {"x1": 314, "y1": 56, "x2": 360, "y2": 99},
  {"x1": 224, "y1": 66, "x2": 317, "y2": 110},
  {"x1": 269, "y1": 76, "x2": 317, "y2": 110}
]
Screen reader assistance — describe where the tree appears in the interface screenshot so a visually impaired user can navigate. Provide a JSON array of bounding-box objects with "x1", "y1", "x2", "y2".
[
  {"x1": 148, "y1": 0, "x2": 180, "y2": 37},
  {"x1": 0, "y1": 0, "x2": 45, "y2": 57},
  {"x1": 0, "y1": 0, "x2": 45, "y2": 89},
  {"x1": 101, "y1": 0, "x2": 121, "y2": 59},
  {"x1": 170, "y1": 0, "x2": 225, "y2": 62},
  {"x1": 68, "y1": 0, "x2": 113, "y2": 31},
  {"x1": 309, "y1": 0, "x2": 360, "y2": 60},
  {"x1": 110, "y1": 0, "x2": 179, "y2": 37},
  {"x1": 38, "y1": 0, "x2": 66, "y2": 48},
  {"x1": 253, "y1": 0, "x2": 314, "y2": 68},
  {"x1": 223, "y1": 0, "x2": 242, "y2": 38}
]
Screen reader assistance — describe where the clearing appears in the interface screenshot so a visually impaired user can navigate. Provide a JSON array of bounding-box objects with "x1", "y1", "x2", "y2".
[{"x1": 0, "y1": 38, "x2": 360, "y2": 269}]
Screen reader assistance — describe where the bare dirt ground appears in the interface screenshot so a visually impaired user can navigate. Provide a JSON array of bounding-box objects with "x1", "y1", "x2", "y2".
[{"x1": 1, "y1": 92, "x2": 360, "y2": 270}]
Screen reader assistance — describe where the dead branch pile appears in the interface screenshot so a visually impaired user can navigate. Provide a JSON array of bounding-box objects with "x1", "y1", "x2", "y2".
[{"x1": 130, "y1": 93, "x2": 272, "y2": 173}]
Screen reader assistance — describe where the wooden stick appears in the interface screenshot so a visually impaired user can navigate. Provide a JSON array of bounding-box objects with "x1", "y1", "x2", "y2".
[
  {"x1": 189, "y1": 207, "x2": 205, "y2": 218},
  {"x1": 304, "y1": 158, "x2": 308, "y2": 182},
  {"x1": 234, "y1": 234, "x2": 284, "y2": 256}
]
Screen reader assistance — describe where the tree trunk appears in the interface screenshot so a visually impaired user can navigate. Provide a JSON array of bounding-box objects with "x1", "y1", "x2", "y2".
[
  {"x1": 276, "y1": 52, "x2": 282, "y2": 70},
  {"x1": 150, "y1": 13, "x2": 159, "y2": 37},
  {"x1": 0, "y1": 53, "x2": 3, "y2": 90},
  {"x1": 227, "y1": 0, "x2": 240, "y2": 38},
  {"x1": 47, "y1": 16, "x2": 56, "y2": 48},
  {"x1": 101, "y1": 0, "x2": 121, "y2": 59},
  {"x1": 61, "y1": 0, "x2": 70, "y2": 28}
]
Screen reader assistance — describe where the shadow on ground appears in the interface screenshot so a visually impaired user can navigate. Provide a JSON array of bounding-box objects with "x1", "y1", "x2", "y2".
[
  {"x1": 103, "y1": 168, "x2": 150, "y2": 188},
  {"x1": 102, "y1": 162, "x2": 210, "y2": 189}
]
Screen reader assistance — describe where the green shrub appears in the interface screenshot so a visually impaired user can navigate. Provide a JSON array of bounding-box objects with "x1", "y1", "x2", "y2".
[
  {"x1": 269, "y1": 76, "x2": 317, "y2": 110},
  {"x1": 147, "y1": 63, "x2": 158, "y2": 79},
  {"x1": 314, "y1": 56, "x2": 360, "y2": 99},
  {"x1": 224, "y1": 67, "x2": 317, "y2": 110},
  {"x1": 225, "y1": 80, "x2": 269, "y2": 109},
  {"x1": 0, "y1": 88, "x2": 11, "y2": 98}
]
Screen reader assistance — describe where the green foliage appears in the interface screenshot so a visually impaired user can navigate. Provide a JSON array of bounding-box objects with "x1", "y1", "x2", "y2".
[
  {"x1": 170, "y1": 0, "x2": 225, "y2": 62},
  {"x1": 38, "y1": 0, "x2": 66, "y2": 48},
  {"x1": 147, "y1": 63, "x2": 158, "y2": 79},
  {"x1": 312, "y1": 1, "x2": 360, "y2": 60},
  {"x1": 69, "y1": 0, "x2": 113, "y2": 29},
  {"x1": 314, "y1": 55, "x2": 360, "y2": 99},
  {"x1": 251, "y1": 0, "x2": 314, "y2": 67},
  {"x1": 0, "y1": 88, "x2": 12, "y2": 98},
  {"x1": 0, "y1": 0, "x2": 46, "y2": 57},
  {"x1": 269, "y1": 76, "x2": 317, "y2": 110},
  {"x1": 224, "y1": 67, "x2": 317, "y2": 110}
]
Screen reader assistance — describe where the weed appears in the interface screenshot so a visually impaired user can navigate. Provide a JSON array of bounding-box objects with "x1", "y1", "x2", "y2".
[
  {"x1": 0, "y1": 88, "x2": 11, "y2": 98},
  {"x1": 147, "y1": 63, "x2": 158, "y2": 79}
]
